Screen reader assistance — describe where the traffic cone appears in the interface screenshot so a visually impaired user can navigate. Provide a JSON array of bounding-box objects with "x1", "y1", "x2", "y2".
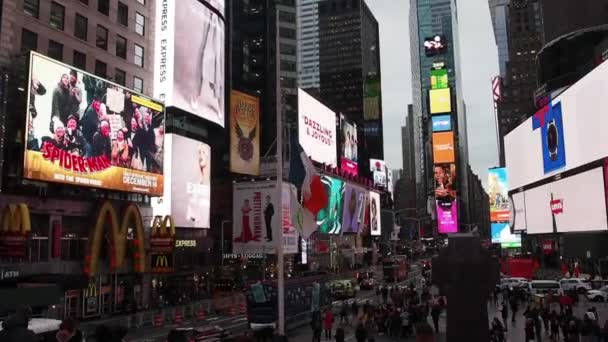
[
  {"x1": 174, "y1": 310, "x2": 183, "y2": 325},
  {"x1": 154, "y1": 313, "x2": 164, "y2": 327}
]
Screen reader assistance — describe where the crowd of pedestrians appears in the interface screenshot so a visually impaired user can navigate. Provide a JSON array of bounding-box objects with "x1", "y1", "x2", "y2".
[{"x1": 311, "y1": 278, "x2": 444, "y2": 342}]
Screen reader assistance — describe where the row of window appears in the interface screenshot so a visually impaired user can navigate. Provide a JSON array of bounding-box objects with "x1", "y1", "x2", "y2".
[
  {"x1": 21, "y1": 29, "x2": 144, "y2": 93},
  {"x1": 24, "y1": 2, "x2": 146, "y2": 68}
]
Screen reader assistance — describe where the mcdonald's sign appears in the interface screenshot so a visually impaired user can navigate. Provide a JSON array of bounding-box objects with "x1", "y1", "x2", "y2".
[
  {"x1": 150, "y1": 215, "x2": 175, "y2": 252},
  {"x1": 84, "y1": 201, "x2": 146, "y2": 277},
  {"x1": 0, "y1": 204, "x2": 31, "y2": 257},
  {"x1": 84, "y1": 282, "x2": 98, "y2": 298},
  {"x1": 151, "y1": 253, "x2": 173, "y2": 273}
]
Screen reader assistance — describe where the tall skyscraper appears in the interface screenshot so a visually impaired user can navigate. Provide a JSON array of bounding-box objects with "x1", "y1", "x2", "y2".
[
  {"x1": 402, "y1": 105, "x2": 416, "y2": 184},
  {"x1": 488, "y1": 0, "x2": 510, "y2": 78},
  {"x1": 296, "y1": 0, "x2": 320, "y2": 91},
  {"x1": 318, "y1": 0, "x2": 383, "y2": 176},
  {"x1": 409, "y1": 0, "x2": 470, "y2": 223}
]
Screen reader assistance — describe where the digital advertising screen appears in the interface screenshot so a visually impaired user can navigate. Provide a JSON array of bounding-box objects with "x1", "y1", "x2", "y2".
[
  {"x1": 24, "y1": 52, "x2": 165, "y2": 195},
  {"x1": 437, "y1": 199, "x2": 458, "y2": 233},
  {"x1": 429, "y1": 88, "x2": 452, "y2": 114},
  {"x1": 341, "y1": 184, "x2": 367, "y2": 233},
  {"x1": 511, "y1": 192, "x2": 527, "y2": 232},
  {"x1": 424, "y1": 35, "x2": 448, "y2": 56},
  {"x1": 363, "y1": 74, "x2": 381, "y2": 120},
  {"x1": 489, "y1": 167, "x2": 510, "y2": 222},
  {"x1": 434, "y1": 164, "x2": 457, "y2": 202},
  {"x1": 154, "y1": 0, "x2": 225, "y2": 127},
  {"x1": 298, "y1": 88, "x2": 337, "y2": 167},
  {"x1": 432, "y1": 132, "x2": 455, "y2": 164},
  {"x1": 430, "y1": 68, "x2": 449, "y2": 90},
  {"x1": 370, "y1": 159, "x2": 387, "y2": 187},
  {"x1": 316, "y1": 176, "x2": 345, "y2": 234},
  {"x1": 432, "y1": 115, "x2": 452, "y2": 132},
  {"x1": 205, "y1": 0, "x2": 225, "y2": 16},
  {"x1": 505, "y1": 57, "x2": 608, "y2": 190},
  {"x1": 491, "y1": 223, "x2": 521, "y2": 248},
  {"x1": 369, "y1": 191, "x2": 382, "y2": 236},
  {"x1": 230, "y1": 90, "x2": 260, "y2": 176},
  {"x1": 340, "y1": 115, "x2": 358, "y2": 176}
]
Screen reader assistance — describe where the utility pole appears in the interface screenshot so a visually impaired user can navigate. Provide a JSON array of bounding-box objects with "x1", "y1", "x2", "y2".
[{"x1": 275, "y1": 4, "x2": 285, "y2": 336}]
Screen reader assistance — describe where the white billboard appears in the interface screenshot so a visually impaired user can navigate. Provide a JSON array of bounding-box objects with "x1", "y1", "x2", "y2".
[
  {"x1": 154, "y1": 0, "x2": 225, "y2": 127},
  {"x1": 369, "y1": 191, "x2": 382, "y2": 236},
  {"x1": 522, "y1": 167, "x2": 607, "y2": 234},
  {"x1": 510, "y1": 191, "x2": 527, "y2": 232},
  {"x1": 505, "y1": 59, "x2": 608, "y2": 190},
  {"x1": 232, "y1": 181, "x2": 299, "y2": 254},
  {"x1": 152, "y1": 134, "x2": 211, "y2": 228},
  {"x1": 298, "y1": 88, "x2": 337, "y2": 167}
]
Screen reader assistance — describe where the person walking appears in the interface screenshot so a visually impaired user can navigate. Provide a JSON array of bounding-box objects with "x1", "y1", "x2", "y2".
[
  {"x1": 324, "y1": 308, "x2": 334, "y2": 340},
  {"x1": 400, "y1": 307, "x2": 411, "y2": 338},
  {"x1": 430, "y1": 301, "x2": 441, "y2": 334},
  {"x1": 501, "y1": 300, "x2": 509, "y2": 331},
  {"x1": 510, "y1": 295, "x2": 519, "y2": 324},
  {"x1": 550, "y1": 310, "x2": 561, "y2": 341},
  {"x1": 389, "y1": 309, "x2": 401, "y2": 341},
  {"x1": 335, "y1": 324, "x2": 345, "y2": 342},
  {"x1": 312, "y1": 310, "x2": 323, "y2": 342},
  {"x1": 355, "y1": 322, "x2": 367, "y2": 342},
  {"x1": 525, "y1": 318, "x2": 536, "y2": 342},
  {"x1": 340, "y1": 303, "x2": 349, "y2": 325},
  {"x1": 366, "y1": 318, "x2": 377, "y2": 342}
]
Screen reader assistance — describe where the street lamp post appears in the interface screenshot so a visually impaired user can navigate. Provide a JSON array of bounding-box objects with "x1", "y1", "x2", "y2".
[{"x1": 220, "y1": 220, "x2": 231, "y2": 266}]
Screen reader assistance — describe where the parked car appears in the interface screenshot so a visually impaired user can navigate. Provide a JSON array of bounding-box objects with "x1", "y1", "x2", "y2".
[
  {"x1": 559, "y1": 278, "x2": 592, "y2": 293},
  {"x1": 497, "y1": 277, "x2": 529, "y2": 291},
  {"x1": 586, "y1": 285, "x2": 608, "y2": 302},
  {"x1": 167, "y1": 325, "x2": 230, "y2": 342},
  {"x1": 330, "y1": 280, "x2": 358, "y2": 299},
  {"x1": 0, "y1": 318, "x2": 63, "y2": 342},
  {"x1": 529, "y1": 280, "x2": 563, "y2": 296}
]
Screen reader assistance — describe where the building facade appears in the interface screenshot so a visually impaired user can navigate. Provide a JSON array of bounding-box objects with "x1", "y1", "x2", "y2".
[
  {"x1": 296, "y1": 0, "x2": 320, "y2": 91},
  {"x1": 2, "y1": 0, "x2": 155, "y2": 95},
  {"x1": 488, "y1": 0, "x2": 510, "y2": 78}
]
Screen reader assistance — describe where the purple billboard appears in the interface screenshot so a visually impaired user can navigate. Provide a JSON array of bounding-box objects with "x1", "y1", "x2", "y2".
[
  {"x1": 341, "y1": 184, "x2": 367, "y2": 233},
  {"x1": 437, "y1": 200, "x2": 458, "y2": 233}
]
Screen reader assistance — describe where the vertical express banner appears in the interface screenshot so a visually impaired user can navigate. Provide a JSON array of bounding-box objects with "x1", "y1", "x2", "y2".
[{"x1": 230, "y1": 90, "x2": 260, "y2": 175}]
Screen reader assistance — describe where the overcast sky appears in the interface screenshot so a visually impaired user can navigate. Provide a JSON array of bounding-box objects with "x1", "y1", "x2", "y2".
[{"x1": 367, "y1": 0, "x2": 499, "y2": 188}]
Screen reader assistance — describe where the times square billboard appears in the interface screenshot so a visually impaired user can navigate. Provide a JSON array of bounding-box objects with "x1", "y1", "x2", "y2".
[{"x1": 24, "y1": 52, "x2": 165, "y2": 195}]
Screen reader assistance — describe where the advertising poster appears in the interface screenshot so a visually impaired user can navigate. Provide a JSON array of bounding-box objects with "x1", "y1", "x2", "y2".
[
  {"x1": 233, "y1": 181, "x2": 280, "y2": 254},
  {"x1": 281, "y1": 183, "x2": 300, "y2": 254},
  {"x1": 340, "y1": 115, "x2": 358, "y2": 176},
  {"x1": 432, "y1": 132, "x2": 455, "y2": 164},
  {"x1": 491, "y1": 223, "x2": 521, "y2": 248},
  {"x1": 370, "y1": 159, "x2": 387, "y2": 187},
  {"x1": 169, "y1": 135, "x2": 211, "y2": 228},
  {"x1": 206, "y1": 0, "x2": 225, "y2": 15},
  {"x1": 316, "y1": 176, "x2": 345, "y2": 234},
  {"x1": 430, "y1": 68, "x2": 449, "y2": 89},
  {"x1": 434, "y1": 164, "x2": 457, "y2": 201},
  {"x1": 437, "y1": 200, "x2": 458, "y2": 233},
  {"x1": 298, "y1": 89, "x2": 337, "y2": 167},
  {"x1": 369, "y1": 191, "x2": 381, "y2": 236},
  {"x1": 155, "y1": 0, "x2": 225, "y2": 127},
  {"x1": 429, "y1": 88, "x2": 452, "y2": 114},
  {"x1": 24, "y1": 53, "x2": 165, "y2": 195},
  {"x1": 363, "y1": 74, "x2": 381, "y2": 120},
  {"x1": 424, "y1": 35, "x2": 448, "y2": 56},
  {"x1": 432, "y1": 115, "x2": 451, "y2": 132},
  {"x1": 488, "y1": 167, "x2": 509, "y2": 222},
  {"x1": 341, "y1": 184, "x2": 367, "y2": 233},
  {"x1": 534, "y1": 102, "x2": 566, "y2": 174},
  {"x1": 230, "y1": 90, "x2": 260, "y2": 175}
]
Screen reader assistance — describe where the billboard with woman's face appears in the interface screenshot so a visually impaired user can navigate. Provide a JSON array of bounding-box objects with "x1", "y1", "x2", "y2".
[
  {"x1": 24, "y1": 52, "x2": 165, "y2": 195},
  {"x1": 369, "y1": 191, "x2": 381, "y2": 236}
]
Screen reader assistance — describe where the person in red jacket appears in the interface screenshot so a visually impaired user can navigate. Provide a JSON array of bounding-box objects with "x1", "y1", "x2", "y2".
[{"x1": 324, "y1": 308, "x2": 334, "y2": 340}]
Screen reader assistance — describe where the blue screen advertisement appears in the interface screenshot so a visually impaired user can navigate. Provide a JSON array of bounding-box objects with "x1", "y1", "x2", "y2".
[
  {"x1": 491, "y1": 222, "x2": 521, "y2": 248},
  {"x1": 432, "y1": 115, "x2": 452, "y2": 132},
  {"x1": 533, "y1": 101, "x2": 566, "y2": 174}
]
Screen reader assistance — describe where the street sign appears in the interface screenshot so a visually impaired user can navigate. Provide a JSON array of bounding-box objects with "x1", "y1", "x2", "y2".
[{"x1": 0, "y1": 269, "x2": 19, "y2": 280}]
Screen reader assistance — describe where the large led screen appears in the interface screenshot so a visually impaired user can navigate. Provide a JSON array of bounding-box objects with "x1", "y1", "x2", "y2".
[
  {"x1": 24, "y1": 53, "x2": 165, "y2": 195},
  {"x1": 298, "y1": 89, "x2": 337, "y2": 167},
  {"x1": 424, "y1": 35, "x2": 448, "y2": 56},
  {"x1": 154, "y1": 0, "x2": 225, "y2": 127},
  {"x1": 434, "y1": 164, "x2": 457, "y2": 202},
  {"x1": 432, "y1": 132, "x2": 455, "y2": 164},
  {"x1": 511, "y1": 192, "x2": 527, "y2": 232},
  {"x1": 369, "y1": 191, "x2": 382, "y2": 236},
  {"x1": 370, "y1": 159, "x2": 387, "y2": 187},
  {"x1": 430, "y1": 68, "x2": 449, "y2": 90},
  {"x1": 230, "y1": 90, "x2": 260, "y2": 175},
  {"x1": 491, "y1": 223, "x2": 521, "y2": 248},
  {"x1": 342, "y1": 184, "x2": 367, "y2": 233},
  {"x1": 505, "y1": 59, "x2": 608, "y2": 190},
  {"x1": 522, "y1": 167, "x2": 608, "y2": 234},
  {"x1": 340, "y1": 115, "x2": 358, "y2": 176},
  {"x1": 432, "y1": 115, "x2": 451, "y2": 132},
  {"x1": 363, "y1": 74, "x2": 381, "y2": 120},
  {"x1": 489, "y1": 168, "x2": 510, "y2": 222},
  {"x1": 437, "y1": 200, "x2": 458, "y2": 233},
  {"x1": 430, "y1": 88, "x2": 451, "y2": 114},
  {"x1": 205, "y1": 0, "x2": 225, "y2": 16},
  {"x1": 316, "y1": 176, "x2": 344, "y2": 234}
]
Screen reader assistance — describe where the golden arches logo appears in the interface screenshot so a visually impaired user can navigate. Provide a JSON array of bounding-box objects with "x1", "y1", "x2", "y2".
[
  {"x1": 84, "y1": 283, "x2": 97, "y2": 298},
  {"x1": 85, "y1": 201, "x2": 146, "y2": 277},
  {"x1": 1, "y1": 204, "x2": 31, "y2": 235},
  {"x1": 155, "y1": 255, "x2": 169, "y2": 268},
  {"x1": 151, "y1": 215, "x2": 175, "y2": 237}
]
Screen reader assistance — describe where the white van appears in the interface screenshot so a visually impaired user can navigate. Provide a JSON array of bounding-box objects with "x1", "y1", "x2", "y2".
[{"x1": 529, "y1": 280, "x2": 563, "y2": 296}]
